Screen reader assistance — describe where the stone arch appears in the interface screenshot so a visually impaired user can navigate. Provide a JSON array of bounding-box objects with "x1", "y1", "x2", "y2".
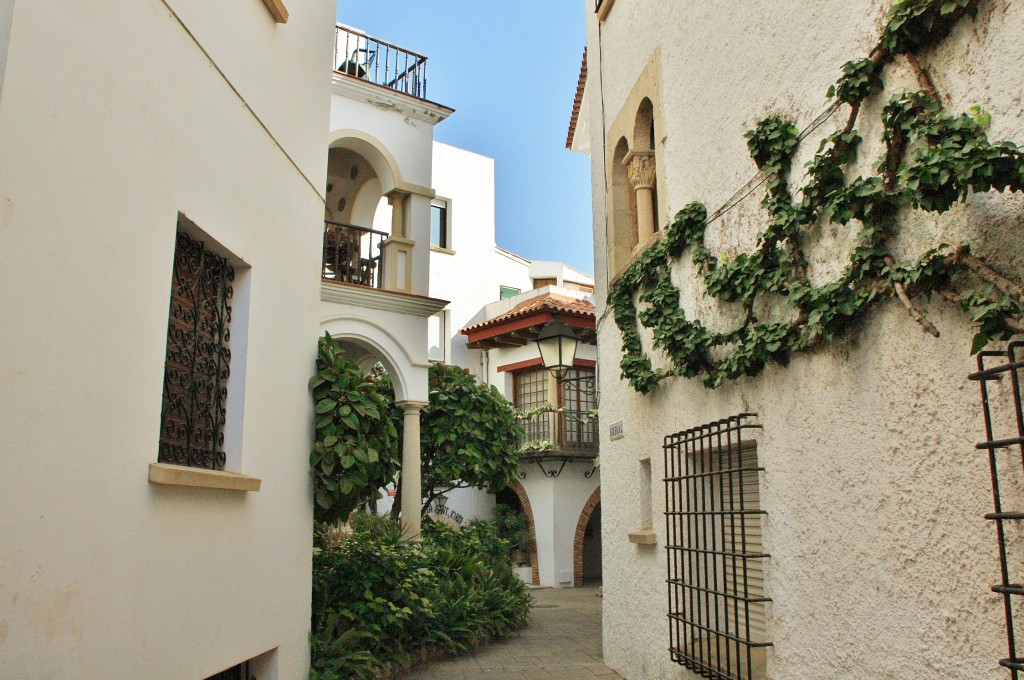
[
  {"x1": 507, "y1": 480, "x2": 540, "y2": 586},
  {"x1": 573, "y1": 486, "x2": 601, "y2": 587},
  {"x1": 319, "y1": 314, "x2": 429, "y2": 403},
  {"x1": 632, "y1": 97, "x2": 659, "y2": 234},
  {"x1": 632, "y1": 97, "x2": 655, "y2": 151}
]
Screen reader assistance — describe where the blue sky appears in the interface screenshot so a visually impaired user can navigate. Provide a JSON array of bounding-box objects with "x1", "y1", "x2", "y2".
[{"x1": 336, "y1": 1, "x2": 594, "y2": 275}]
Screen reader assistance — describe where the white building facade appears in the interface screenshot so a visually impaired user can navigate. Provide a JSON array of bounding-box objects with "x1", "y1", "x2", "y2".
[
  {"x1": 577, "y1": 0, "x2": 1024, "y2": 679},
  {"x1": 0, "y1": 1, "x2": 334, "y2": 678}
]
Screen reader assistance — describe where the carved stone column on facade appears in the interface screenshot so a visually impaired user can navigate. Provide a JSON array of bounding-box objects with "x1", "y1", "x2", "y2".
[
  {"x1": 624, "y1": 150, "x2": 657, "y2": 243},
  {"x1": 397, "y1": 400, "x2": 427, "y2": 540}
]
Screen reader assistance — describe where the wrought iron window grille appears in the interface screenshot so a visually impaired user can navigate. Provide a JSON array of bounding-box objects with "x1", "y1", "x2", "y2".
[
  {"x1": 971, "y1": 341, "x2": 1024, "y2": 677},
  {"x1": 664, "y1": 413, "x2": 771, "y2": 680},
  {"x1": 158, "y1": 229, "x2": 234, "y2": 471}
]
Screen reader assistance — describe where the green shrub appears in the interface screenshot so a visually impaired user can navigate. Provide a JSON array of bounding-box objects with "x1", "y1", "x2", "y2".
[{"x1": 311, "y1": 515, "x2": 533, "y2": 678}]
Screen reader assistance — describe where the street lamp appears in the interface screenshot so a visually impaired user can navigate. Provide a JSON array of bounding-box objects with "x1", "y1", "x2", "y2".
[
  {"x1": 534, "y1": 313, "x2": 596, "y2": 397},
  {"x1": 534, "y1": 314, "x2": 578, "y2": 380}
]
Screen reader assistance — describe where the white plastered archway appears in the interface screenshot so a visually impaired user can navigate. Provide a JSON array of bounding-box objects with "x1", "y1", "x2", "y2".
[
  {"x1": 319, "y1": 314, "x2": 429, "y2": 539},
  {"x1": 327, "y1": 129, "x2": 403, "y2": 196},
  {"x1": 319, "y1": 315, "x2": 429, "y2": 403}
]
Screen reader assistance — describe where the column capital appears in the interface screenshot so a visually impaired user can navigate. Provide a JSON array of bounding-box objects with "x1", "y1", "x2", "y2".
[
  {"x1": 385, "y1": 188, "x2": 410, "y2": 205},
  {"x1": 623, "y1": 150, "x2": 656, "y2": 189},
  {"x1": 396, "y1": 399, "x2": 429, "y2": 413}
]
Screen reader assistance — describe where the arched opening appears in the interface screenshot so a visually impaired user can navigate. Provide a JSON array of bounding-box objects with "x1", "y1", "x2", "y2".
[
  {"x1": 322, "y1": 132, "x2": 403, "y2": 289},
  {"x1": 499, "y1": 480, "x2": 540, "y2": 586},
  {"x1": 610, "y1": 136, "x2": 636, "y2": 275},
  {"x1": 632, "y1": 97, "x2": 659, "y2": 235},
  {"x1": 573, "y1": 487, "x2": 602, "y2": 587},
  {"x1": 322, "y1": 147, "x2": 389, "y2": 287},
  {"x1": 632, "y1": 98, "x2": 654, "y2": 150}
]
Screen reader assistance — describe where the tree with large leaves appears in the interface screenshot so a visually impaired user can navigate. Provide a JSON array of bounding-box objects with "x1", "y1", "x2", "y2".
[
  {"x1": 391, "y1": 363, "x2": 523, "y2": 518},
  {"x1": 309, "y1": 333, "x2": 400, "y2": 525}
]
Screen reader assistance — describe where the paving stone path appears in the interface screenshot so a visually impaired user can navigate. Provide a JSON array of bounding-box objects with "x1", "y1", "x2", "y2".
[{"x1": 399, "y1": 585, "x2": 623, "y2": 679}]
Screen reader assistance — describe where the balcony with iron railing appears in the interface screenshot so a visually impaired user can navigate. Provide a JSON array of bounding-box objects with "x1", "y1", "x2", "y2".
[
  {"x1": 334, "y1": 25, "x2": 428, "y2": 100},
  {"x1": 519, "y1": 408, "x2": 599, "y2": 458},
  {"x1": 321, "y1": 220, "x2": 387, "y2": 288}
]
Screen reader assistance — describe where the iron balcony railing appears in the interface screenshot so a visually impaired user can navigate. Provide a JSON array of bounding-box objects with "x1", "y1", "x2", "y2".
[
  {"x1": 334, "y1": 25, "x2": 428, "y2": 99},
  {"x1": 322, "y1": 220, "x2": 386, "y2": 288},
  {"x1": 519, "y1": 409, "x2": 599, "y2": 454}
]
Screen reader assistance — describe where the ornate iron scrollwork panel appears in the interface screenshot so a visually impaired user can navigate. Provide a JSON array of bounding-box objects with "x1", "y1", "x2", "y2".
[{"x1": 158, "y1": 230, "x2": 233, "y2": 470}]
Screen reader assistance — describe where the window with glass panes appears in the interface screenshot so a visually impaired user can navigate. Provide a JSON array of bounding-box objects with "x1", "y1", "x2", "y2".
[
  {"x1": 561, "y1": 367, "x2": 597, "y2": 450},
  {"x1": 514, "y1": 369, "x2": 550, "y2": 447},
  {"x1": 430, "y1": 201, "x2": 448, "y2": 248}
]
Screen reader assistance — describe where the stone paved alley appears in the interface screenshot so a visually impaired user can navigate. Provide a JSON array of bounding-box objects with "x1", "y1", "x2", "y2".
[{"x1": 400, "y1": 586, "x2": 623, "y2": 679}]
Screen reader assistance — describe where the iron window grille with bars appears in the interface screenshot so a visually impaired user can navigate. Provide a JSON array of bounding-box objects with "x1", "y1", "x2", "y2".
[
  {"x1": 158, "y1": 228, "x2": 234, "y2": 471},
  {"x1": 664, "y1": 413, "x2": 770, "y2": 680},
  {"x1": 971, "y1": 341, "x2": 1024, "y2": 677}
]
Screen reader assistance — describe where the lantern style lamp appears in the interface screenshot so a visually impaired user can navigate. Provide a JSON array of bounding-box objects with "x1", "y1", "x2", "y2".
[{"x1": 534, "y1": 315, "x2": 579, "y2": 380}]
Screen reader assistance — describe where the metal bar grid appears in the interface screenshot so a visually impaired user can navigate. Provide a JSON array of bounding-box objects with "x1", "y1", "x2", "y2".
[
  {"x1": 664, "y1": 413, "x2": 770, "y2": 680},
  {"x1": 970, "y1": 341, "x2": 1024, "y2": 677}
]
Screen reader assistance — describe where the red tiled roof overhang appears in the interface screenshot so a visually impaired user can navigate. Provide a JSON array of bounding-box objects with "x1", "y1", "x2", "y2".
[{"x1": 461, "y1": 293, "x2": 597, "y2": 350}]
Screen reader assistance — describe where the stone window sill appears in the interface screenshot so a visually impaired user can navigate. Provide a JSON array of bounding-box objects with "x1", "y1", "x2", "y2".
[
  {"x1": 628, "y1": 529, "x2": 656, "y2": 545},
  {"x1": 430, "y1": 245, "x2": 455, "y2": 256},
  {"x1": 149, "y1": 462, "x2": 262, "y2": 492}
]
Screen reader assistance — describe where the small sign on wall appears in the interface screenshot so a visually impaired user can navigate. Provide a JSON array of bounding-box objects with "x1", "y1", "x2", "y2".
[{"x1": 609, "y1": 420, "x2": 624, "y2": 440}]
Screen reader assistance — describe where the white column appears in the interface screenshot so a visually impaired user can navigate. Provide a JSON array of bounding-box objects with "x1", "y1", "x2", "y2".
[{"x1": 397, "y1": 400, "x2": 427, "y2": 540}]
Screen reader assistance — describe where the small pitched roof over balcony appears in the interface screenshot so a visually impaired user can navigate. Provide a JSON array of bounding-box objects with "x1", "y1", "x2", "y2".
[{"x1": 462, "y1": 293, "x2": 596, "y2": 350}]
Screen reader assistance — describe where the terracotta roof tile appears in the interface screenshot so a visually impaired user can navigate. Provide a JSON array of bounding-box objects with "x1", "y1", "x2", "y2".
[
  {"x1": 566, "y1": 48, "x2": 587, "y2": 150},
  {"x1": 461, "y1": 293, "x2": 595, "y2": 335}
]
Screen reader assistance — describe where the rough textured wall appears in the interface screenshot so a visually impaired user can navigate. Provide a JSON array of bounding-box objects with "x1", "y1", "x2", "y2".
[{"x1": 586, "y1": 1, "x2": 1024, "y2": 678}]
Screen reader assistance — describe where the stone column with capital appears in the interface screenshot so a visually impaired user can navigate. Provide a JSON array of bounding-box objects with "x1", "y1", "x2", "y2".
[
  {"x1": 625, "y1": 150, "x2": 658, "y2": 243},
  {"x1": 397, "y1": 400, "x2": 427, "y2": 540},
  {"x1": 385, "y1": 189, "x2": 409, "y2": 238}
]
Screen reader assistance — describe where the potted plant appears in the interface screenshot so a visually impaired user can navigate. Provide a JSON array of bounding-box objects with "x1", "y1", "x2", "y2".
[{"x1": 494, "y1": 504, "x2": 531, "y2": 565}]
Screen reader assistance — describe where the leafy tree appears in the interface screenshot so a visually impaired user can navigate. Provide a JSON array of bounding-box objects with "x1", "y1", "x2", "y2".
[
  {"x1": 391, "y1": 363, "x2": 522, "y2": 517},
  {"x1": 421, "y1": 364, "x2": 523, "y2": 509},
  {"x1": 310, "y1": 333, "x2": 400, "y2": 524}
]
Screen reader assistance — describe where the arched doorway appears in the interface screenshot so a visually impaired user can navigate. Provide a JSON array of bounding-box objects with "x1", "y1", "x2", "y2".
[
  {"x1": 573, "y1": 487, "x2": 602, "y2": 586},
  {"x1": 497, "y1": 481, "x2": 539, "y2": 586}
]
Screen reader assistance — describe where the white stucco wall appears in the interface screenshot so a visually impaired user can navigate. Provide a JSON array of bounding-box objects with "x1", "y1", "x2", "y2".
[
  {"x1": 328, "y1": 95, "x2": 437, "y2": 191},
  {"x1": 430, "y1": 142, "x2": 535, "y2": 372},
  {"x1": 0, "y1": 1, "x2": 333, "y2": 677},
  {"x1": 519, "y1": 462, "x2": 600, "y2": 587},
  {"x1": 586, "y1": 1, "x2": 1024, "y2": 678}
]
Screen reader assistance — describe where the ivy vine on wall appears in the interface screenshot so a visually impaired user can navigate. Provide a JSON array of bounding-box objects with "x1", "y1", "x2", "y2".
[{"x1": 609, "y1": 0, "x2": 1024, "y2": 393}]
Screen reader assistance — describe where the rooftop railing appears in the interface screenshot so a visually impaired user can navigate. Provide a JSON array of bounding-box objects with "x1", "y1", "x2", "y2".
[{"x1": 334, "y1": 25, "x2": 428, "y2": 100}]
